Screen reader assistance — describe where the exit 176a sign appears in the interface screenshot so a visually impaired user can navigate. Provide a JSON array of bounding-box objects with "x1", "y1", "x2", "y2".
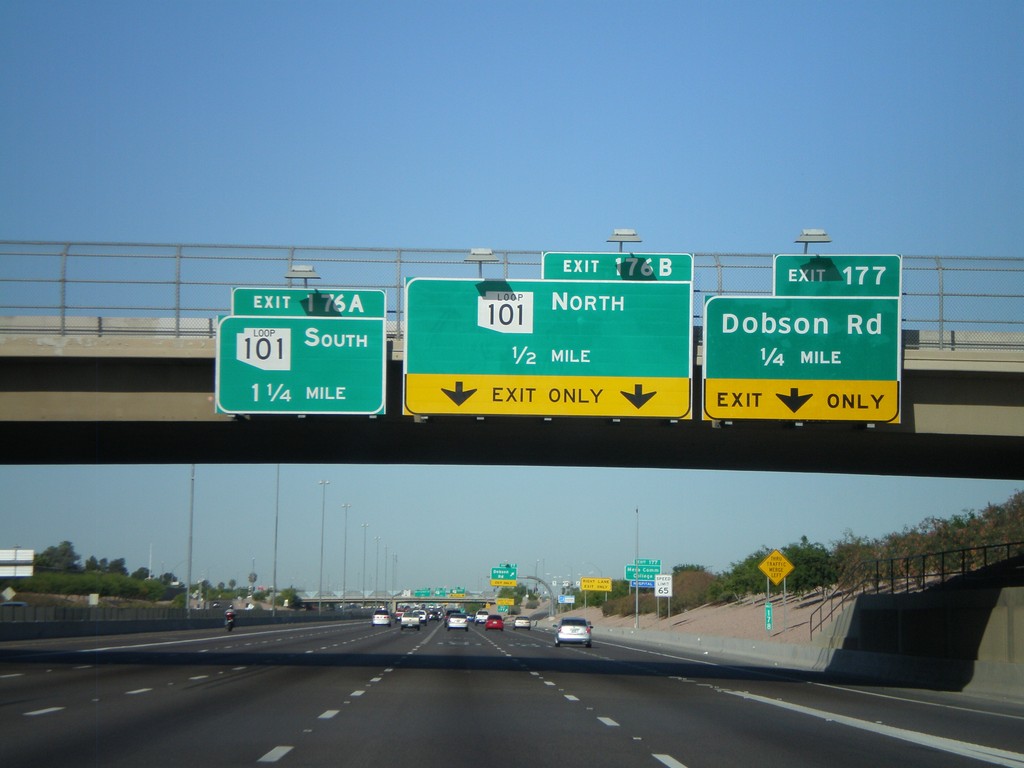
[
  {"x1": 215, "y1": 288, "x2": 387, "y2": 415},
  {"x1": 702, "y1": 295, "x2": 901, "y2": 422}
]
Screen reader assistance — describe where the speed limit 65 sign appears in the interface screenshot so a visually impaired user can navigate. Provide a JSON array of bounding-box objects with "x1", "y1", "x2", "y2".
[{"x1": 654, "y1": 574, "x2": 673, "y2": 597}]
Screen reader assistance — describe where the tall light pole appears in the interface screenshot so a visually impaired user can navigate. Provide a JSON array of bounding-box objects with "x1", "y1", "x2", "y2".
[
  {"x1": 383, "y1": 543, "x2": 389, "y2": 602},
  {"x1": 186, "y1": 464, "x2": 195, "y2": 618},
  {"x1": 317, "y1": 480, "x2": 330, "y2": 615},
  {"x1": 272, "y1": 465, "x2": 280, "y2": 617},
  {"x1": 341, "y1": 503, "x2": 351, "y2": 606},
  {"x1": 374, "y1": 536, "x2": 381, "y2": 601},
  {"x1": 361, "y1": 522, "x2": 369, "y2": 602},
  {"x1": 634, "y1": 508, "x2": 640, "y2": 629}
]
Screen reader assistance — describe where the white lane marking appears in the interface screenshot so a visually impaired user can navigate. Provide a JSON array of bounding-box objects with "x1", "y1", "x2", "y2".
[
  {"x1": 257, "y1": 746, "x2": 294, "y2": 763},
  {"x1": 188, "y1": 675, "x2": 208, "y2": 681},
  {"x1": 126, "y1": 688, "x2": 152, "y2": 695},
  {"x1": 83, "y1": 622, "x2": 354, "y2": 653},
  {"x1": 727, "y1": 690, "x2": 1024, "y2": 767},
  {"x1": 24, "y1": 707, "x2": 65, "y2": 716},
  {"x1": 598, "y1": 717, "x2": 619, "y2": 727},
  {"x1": 813, "y1": 683, "x2": 1024, "y2": 722},
  {"x1": 564, "y1": 694, "x2": 580, "y2": 701},
  {"x1": 370, "y1": 676, "x2": 382, "y2": 682},
  {"x1": 319, "y1": 710, "x2": 340, "y2": 719},
  {"x1": 1, "y1": 673, "x2": 25, "y2": 679},
  {"x1": 544, "y1": 681, "x2": 555, "y2": 686},
  {"x1": 653, "y1": 755, "x2": 688, "y2": 768},
  {"x1": 350, "y1": 690, "x2": 365, "y2": 697}
]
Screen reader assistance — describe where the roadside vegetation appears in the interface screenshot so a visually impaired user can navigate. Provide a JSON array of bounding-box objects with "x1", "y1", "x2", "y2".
[
  {"x1": 596, "y1": 489, "x2": 1023, "y2": 618},
  {"x1": 4, "y1": 490, "x2": 1020, "y2": 613},
  {"x1": 1, "y1": 540, "x2": 301, "y2": 608}
]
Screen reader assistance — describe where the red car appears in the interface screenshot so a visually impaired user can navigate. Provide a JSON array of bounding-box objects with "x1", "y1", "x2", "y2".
[{"x1": 484, "y1": 614, "x2": 504, "y2": 631}]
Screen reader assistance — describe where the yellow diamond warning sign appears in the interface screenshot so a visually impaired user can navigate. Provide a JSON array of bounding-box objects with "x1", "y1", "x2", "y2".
[{"x1": 758, "y1": 550, "x2": 795, "y2": 586}]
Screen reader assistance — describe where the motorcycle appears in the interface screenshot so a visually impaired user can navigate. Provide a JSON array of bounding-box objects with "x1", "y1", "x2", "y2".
[{"x1": 225, "y1": 611, "x2": 235, "y2": 632}]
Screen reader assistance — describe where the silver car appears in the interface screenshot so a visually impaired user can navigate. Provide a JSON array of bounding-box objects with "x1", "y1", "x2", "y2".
[
  {"x1": 446, "y1": 612, "x2": 469, "y2": 631},
  {"x1": 555, "y1": 617, "x2": 592, "y2": 647}
]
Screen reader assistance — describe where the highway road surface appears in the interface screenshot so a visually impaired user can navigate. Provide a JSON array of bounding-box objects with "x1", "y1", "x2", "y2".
[{"x1": 2, "y1": 619, "x2": 1023, "y2": 767}]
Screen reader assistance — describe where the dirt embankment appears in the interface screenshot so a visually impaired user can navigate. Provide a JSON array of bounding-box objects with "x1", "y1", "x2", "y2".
[{"x1": 551, "y1": 592, "x2": 826, "y2": 645}]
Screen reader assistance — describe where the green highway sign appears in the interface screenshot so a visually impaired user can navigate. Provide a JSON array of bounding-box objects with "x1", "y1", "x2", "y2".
[
  {"x1": 542, "y1": 252, "x2": 693, "y2": 282},
  {"x1": 625, "y1": 563, "x2": 661, "y2": 579},
  {"x1": 491, "y1": 565, "x2": 518, "y2": 581},
  {"x1": 702, "y1": 295, "x2": 901, "y2": 422},
  {"x1": 215, "y1": 289, "x2": 387, "y2": 415},
  {"x1": 773, "y1": 255, "x2": 902, "y2": 298},
  {"x1": 231, "y1": 287, "x2": 387, "y2": 317},
  {"x1": 404, "y1": 278, "x2": 692, "y2": 418}
]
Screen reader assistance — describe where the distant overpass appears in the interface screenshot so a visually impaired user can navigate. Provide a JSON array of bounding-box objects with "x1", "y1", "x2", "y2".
[{"x1": 1, "y1": 242, "x2": 1022, "y2": 478}]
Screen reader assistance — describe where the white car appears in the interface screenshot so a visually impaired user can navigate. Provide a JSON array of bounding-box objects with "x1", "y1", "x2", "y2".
[
  {"x1": 414, "y1": 609, "x2": 428, "y2": 625},
  {"x1": 371, "y1": 609, "x2": 391, "y2": 627},
  {"x1": 555, "y1": 617, "x2": 592, "y2": 647},
  {"x1": 512, "y1": 615, "x2": 532, "y2": 630},
  {"x1": 400, "y1": 612, "x2": 422, "y2": 631},
  {"x1": 475, "y1": 609, "x2": 490, "y2": 624},
  {"x1": 446, "y1": 612, "x2": 469, "y2": 631}
]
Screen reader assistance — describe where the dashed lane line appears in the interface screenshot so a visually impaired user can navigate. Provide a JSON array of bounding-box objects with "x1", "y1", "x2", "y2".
[
  {"x1": 653, "y1": 755, "x2": 689, "y2": 768},
  {"x1": 24, "y1": 707, "x2": 65, "y2": 717},
  {"x1": 257, "y1": 746, "x2": 293, "y2": 763}
]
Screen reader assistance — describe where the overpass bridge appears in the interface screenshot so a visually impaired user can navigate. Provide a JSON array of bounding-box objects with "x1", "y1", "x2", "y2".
[{"x1": 1, "y1": 241, "x2": 1021, "y2": 478}]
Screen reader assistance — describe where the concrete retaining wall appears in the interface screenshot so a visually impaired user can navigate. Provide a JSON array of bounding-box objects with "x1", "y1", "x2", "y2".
[{"x1": 597, "y1": 603, "x2": 1024, "y2": 704}]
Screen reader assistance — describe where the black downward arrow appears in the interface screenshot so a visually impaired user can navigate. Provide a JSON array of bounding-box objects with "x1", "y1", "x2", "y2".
[
  {"x1": 621, "y1": 384, "x2": 657, "y2": 410},
  {"x1": 441, "y1": 381, "x2": 477, "y2": 406},
  {"x1": 776, "y1": 387, "x2": 813, "y2": 413}
]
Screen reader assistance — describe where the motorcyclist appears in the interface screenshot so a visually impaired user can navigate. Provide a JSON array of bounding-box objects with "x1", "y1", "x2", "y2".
[{"x1": 225, "y1": 608, "x2": 236, "y2": 631}]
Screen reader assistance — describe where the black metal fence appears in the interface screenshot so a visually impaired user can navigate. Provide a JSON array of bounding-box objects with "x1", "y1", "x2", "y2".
[{"x1": 809, "y1": 541, "x2": 1024, "y2": 638}]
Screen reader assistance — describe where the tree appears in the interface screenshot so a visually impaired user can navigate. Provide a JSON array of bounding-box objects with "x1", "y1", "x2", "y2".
[
  {"x1": 35, "y1": 541, "x2": 82, "y2": 572},
  {"x1": 107, "y1": 558, "x2": 128, "y2": 576},
  {"x1": 131, "y1": 567, "x2": 150, "y2": 580}
]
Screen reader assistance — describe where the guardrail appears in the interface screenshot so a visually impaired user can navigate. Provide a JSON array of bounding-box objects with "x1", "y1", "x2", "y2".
[
  {"x1": 2, "y1": 241, "x2": 1022, "y2": 350},
  {"x1": 809, "y1": 541, "x2": 1024, "y2": 639}
]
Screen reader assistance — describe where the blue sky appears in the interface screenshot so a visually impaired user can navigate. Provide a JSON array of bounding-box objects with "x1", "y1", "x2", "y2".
[{"x1": 1, "y1": 2, "x2": 1022, "y2": 592}]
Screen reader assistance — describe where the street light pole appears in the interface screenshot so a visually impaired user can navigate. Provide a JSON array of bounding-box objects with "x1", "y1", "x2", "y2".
[
  {"x1": 317, "y1": 480, "x2": 330, "y2": 615},
  {"x1": 374, "y1": 536, "x2": 381, "y2": 601},
  {"x1": 361, "y1": 523, "x2": 369, "y2": 603},
  {"x1": 272, "y1": 465, "x2": 280, "y2": 617},
  {"x1": 634, "y1": 508, "x2": 640, "y2": 629},
  {"x1": 341, "y1": 503, "x2": 351, "y2": 606}
]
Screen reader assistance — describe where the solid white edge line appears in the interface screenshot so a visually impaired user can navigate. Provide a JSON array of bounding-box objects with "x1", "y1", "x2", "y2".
[{"x1": 727, "y1": 690, "x2": 1024, "y2": 768}]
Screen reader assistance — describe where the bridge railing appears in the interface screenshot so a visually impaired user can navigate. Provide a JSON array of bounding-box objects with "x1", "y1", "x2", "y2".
[{"x1": 1, "y1": 241, "x2": 1022, "y2": 350}]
